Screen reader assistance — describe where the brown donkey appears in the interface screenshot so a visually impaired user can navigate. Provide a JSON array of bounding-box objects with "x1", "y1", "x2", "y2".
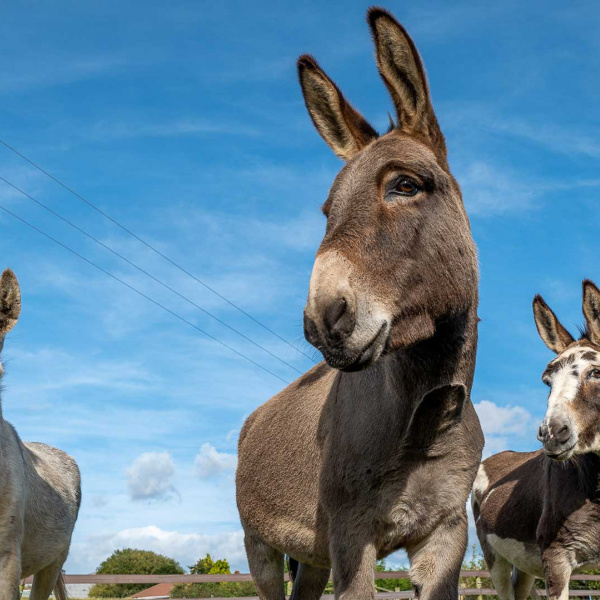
[
  {"x1": 473, "y1": 281, "x2": 600, "y2": 600},
  {"x1": 236, "y1": 8, "x2": 484, "y2": 600}
]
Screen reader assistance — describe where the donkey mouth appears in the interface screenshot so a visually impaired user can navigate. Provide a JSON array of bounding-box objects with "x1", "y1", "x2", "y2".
[
  {"x1": 544, "y1": 444, "x2": 576, "y2": 461},
  {"x1": 324, "y1": 322, "x2": 389, "y2": 372}
]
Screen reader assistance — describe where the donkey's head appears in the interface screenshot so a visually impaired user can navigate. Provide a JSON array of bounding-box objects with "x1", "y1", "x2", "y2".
[
  {"x1": 533, "y1": 281, "x2": 600, "y2": 461},
  {"x1": 0, "y1": 269, "x2": 21, "y2": 360},
  {"x1": 300, "y1": 8, "x2": 477, "y2": 372}
]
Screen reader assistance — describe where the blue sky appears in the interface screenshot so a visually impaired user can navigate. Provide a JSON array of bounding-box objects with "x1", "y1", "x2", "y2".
[{"x1": 1, "y1": 0, "x2": 600, "y2": 573}]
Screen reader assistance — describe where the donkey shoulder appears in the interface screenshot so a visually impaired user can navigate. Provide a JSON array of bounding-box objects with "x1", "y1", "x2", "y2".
[{"x1": 24, "y1": 442, "x2": 81, "y2": 507}]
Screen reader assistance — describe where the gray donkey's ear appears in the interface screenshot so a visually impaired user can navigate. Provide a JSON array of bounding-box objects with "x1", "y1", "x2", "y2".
[
  {"x1": 298, "y1": 54, "x2": 378, "y2": 160},
  {"x1": 0, "y1": 269, "x2": 21, "y2": 339},
  {"x1": 367, "y1": 8, "x2": 447, "y2": 161},
  {"x1": 405, "y1": 384, "x2": 466, "y2": 450}
]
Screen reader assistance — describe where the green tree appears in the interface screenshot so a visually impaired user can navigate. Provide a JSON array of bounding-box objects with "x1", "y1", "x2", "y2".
[
  {"x1": 172, "y1": 554, "x2": 256, "y2": 598},
  {"x1": 89, "y1": 548, "x2": 184, "y2": 598},
  {"x1": 190, "y1": 554, "x2": 231, "y2": 575}
]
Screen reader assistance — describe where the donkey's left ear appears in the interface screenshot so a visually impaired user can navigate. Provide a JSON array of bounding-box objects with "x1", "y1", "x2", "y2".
[
  {"x1": 367, "y1": 8, "x2": 447, "y2": 162},
  {"x1": 583, "y1": 280, "x2": 600, "y2": 345},
  {"x1": 0, "y1": 269, "x2": 21, "y2": 337}
]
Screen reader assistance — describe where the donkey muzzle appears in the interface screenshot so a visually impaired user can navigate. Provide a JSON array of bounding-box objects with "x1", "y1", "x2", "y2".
[
  {"x1": 305, "y1": 250, "x2": 390, "y2": 371},
  {"x1": 538, "y1": 415, "x2": 576, "y2": 460}
]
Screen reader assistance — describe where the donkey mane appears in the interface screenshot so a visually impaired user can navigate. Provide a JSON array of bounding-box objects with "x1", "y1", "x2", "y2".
[{"x1": 577, "y1": 322, "x2": 593, "y2": 341}]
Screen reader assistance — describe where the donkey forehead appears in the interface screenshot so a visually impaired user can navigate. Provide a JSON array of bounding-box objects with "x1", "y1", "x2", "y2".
[
  {"x1": 546, "y1": 343, "x2": 600, "y2": 377},
  {"x1": 329, "y1": 133, "x2": 447, "y2": 198}
]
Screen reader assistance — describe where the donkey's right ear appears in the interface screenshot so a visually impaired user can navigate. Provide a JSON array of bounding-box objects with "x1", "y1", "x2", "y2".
[
  {"x1": 0, "y1": 269, "x2": 21, "y2": 337},
  {"x1": 298, "y1": 55, "x2": 378, "y2": 161},
  {"x1": 533, "y1": 295, "x2": 574, "y2": 354}
]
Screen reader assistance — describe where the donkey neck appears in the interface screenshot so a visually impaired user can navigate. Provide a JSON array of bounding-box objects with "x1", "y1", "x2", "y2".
[
  {"x1": 550, "y1": 453, "x2": 600, "y2": 500},
  {"x1": 340, "y1": 303, "x2": 478, "y2": 416}
]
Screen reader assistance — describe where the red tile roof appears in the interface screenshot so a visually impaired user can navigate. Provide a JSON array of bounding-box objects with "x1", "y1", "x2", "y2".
[{"x1": 128, "y1": 583, "x2": 174, "y2": 598}]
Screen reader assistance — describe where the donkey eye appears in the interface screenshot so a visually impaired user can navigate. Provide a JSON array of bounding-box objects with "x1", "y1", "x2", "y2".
[
  {"x1": 589, "y1": 369, "x2": 600, "y2": 379},
  {"x1": 392, "y1": 177, "x2": 420, "y2": 197}
]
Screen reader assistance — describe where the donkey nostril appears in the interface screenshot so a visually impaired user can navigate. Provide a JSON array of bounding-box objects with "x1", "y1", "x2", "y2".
[
  {"x1": 537, "y1": 425, "x2": 546, "y2": 441},
  {"x1": 324, "y1": 297, "x2": 348, "y2": 333},
  {"x1": 556, "y1": 424, "x2": 570, "y2": 442}
]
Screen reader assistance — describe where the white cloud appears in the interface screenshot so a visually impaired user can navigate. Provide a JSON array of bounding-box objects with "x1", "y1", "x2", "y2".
[
  {"x1": 474, "y1": 400, "x2": 534, "y2": 436},
  {"x1": 195, "y1": 443, "x2": 237, "y2": 479},
  {"x1": 474, "y1": 400, "x2": 537, "y2": 458},
  {"x1": 127, "y1": 452, "x2": 177, "y2": 502},
  {"x1": 69, "y1": 525, "x2": 246, "y2": 573}
]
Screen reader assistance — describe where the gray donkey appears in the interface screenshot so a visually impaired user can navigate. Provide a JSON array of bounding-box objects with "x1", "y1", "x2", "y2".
[
  {"x1": 236, "y1": 8, "x2": 484, "y2": 600},
  {"x1": 0, "y1": 269, "x2": 81, "y2": 600}
]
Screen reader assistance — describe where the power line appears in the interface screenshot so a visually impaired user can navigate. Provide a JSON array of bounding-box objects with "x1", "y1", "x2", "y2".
[
  {"x1": 0, "y1": 175, "x2": 303, "y2": 376},
  {"x1": 0, "y1": 201, "x2": 290, "y2": 386},
  {"x1": 0, "y1": 137, "x2": 317, "y2": 363}
]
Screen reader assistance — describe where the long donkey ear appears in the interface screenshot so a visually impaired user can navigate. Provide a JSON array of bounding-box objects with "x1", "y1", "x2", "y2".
[
  {"x1": 533, "y1": 295, "x2": 574, "y2": 354},
  {"x1": 367, "y1": 8, "x2": 446, "y2": 161},
  {"x1": 298, "y1": 55, "x2": 378, "y2": 161},
  {"x1": 0, "y1": 269, "x2": 21, "y2": 345},
  {"x1": 583, "y1": 280, "x2": 600, "y2": 345}
]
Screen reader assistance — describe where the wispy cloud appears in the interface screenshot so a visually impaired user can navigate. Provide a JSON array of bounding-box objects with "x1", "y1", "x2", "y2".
[
  {"x1": 127, "y1": 452, "x2": 178, "y2": 502},
  {"x1": 195, "y1": 443, "x2": 237, "y2": 479},
  {"x1": 0, "y1": 56, "x2": 128, "y2": 94},
  {"x1": 456, "y1": 161, "x2": 537, "y2": 216},
  {"x1": 85, "y1": 118, "x2": 260, "y2": 142}
]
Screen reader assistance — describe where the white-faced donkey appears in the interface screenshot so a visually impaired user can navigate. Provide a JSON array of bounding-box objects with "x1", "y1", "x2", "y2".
[
  {"x1": 0, "y1": 269, "x2": 81, "y2": 600},
  {"x1": 473, "y1": 280, "x2": 600, "y2": 600},
  {"x1": 236, "y1": 8, "x2": 484, "y2": 600}
]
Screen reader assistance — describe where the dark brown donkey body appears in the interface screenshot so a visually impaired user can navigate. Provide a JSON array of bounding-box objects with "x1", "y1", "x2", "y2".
[
  {"x1": 236, "y1": 8, "x2": 484, "y2": 600},
  {"x1": 473, "y1": 281, "x2": 600, "y2": 600}
]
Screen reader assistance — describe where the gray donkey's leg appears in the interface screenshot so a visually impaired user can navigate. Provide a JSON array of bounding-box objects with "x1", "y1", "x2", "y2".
[
  {"x1": 29, "y1": 559, "x2": 65, "y2": 600},
  {"x1": 329, "y1": 513, "x2": 377, "y2": 600},
  {"x1": 245, "y1": 528, "x2": 285, "y2": 600},
  {"x1": 289, "y1": 562, "x2": 330, "y2": 600},
  {"x1": 407, "y1": 510, "x2": 467, "y2": 600},
  {"x1": 0, "y1": 541, "x2": 22, "y2": 600}
]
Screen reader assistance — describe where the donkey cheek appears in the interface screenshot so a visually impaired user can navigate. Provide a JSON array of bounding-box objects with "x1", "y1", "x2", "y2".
[{"x1": 387, "y1": 312, "x2": 435, "y2": 350}]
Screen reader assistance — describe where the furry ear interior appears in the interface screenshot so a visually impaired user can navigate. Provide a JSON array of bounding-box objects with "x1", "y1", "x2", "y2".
[
  {"x1": 583, "y1": 280, "x2": 600, "y2": 345},
  {"x1": 533, "y1": 295, "x2": 574, "y2": 354},
  {"x1": 298, "y1": 54, "x2": 378, "y2": 160},
  {"x1": 405, "y1": 384, "x2": 466, "y2": 450},
  {"x1": 367, "y1": 7, "x2": 447, "y2": 162},
  {"x1": 0, "y1": 269, "x2": 21, "y2": 338}
]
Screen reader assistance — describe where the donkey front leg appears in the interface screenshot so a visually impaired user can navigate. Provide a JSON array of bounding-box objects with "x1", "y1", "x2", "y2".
[
  {"x1": 407, "y1": 511, "x2": 467, "y2": 600},
  {"x1": 0, "y1": 544, "x2": 22, "y2": 600},
  {"x1": 330, "y1": 516, "x2": 377, "y2": 600},
  {"x1": 542, "y1": 548, "x2": 572, "y2": 600},
  {"x1": 0, "y1": 513, "x2": 23, "y2": 600}
]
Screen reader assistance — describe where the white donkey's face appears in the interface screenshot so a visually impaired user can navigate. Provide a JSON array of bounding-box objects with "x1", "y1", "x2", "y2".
[
  {"x1": 539, "y1": 342, "x2": 600, "y2": 460},
  {"x1": 534, "y1": 280, "x2": 600, "y2": 461}
]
